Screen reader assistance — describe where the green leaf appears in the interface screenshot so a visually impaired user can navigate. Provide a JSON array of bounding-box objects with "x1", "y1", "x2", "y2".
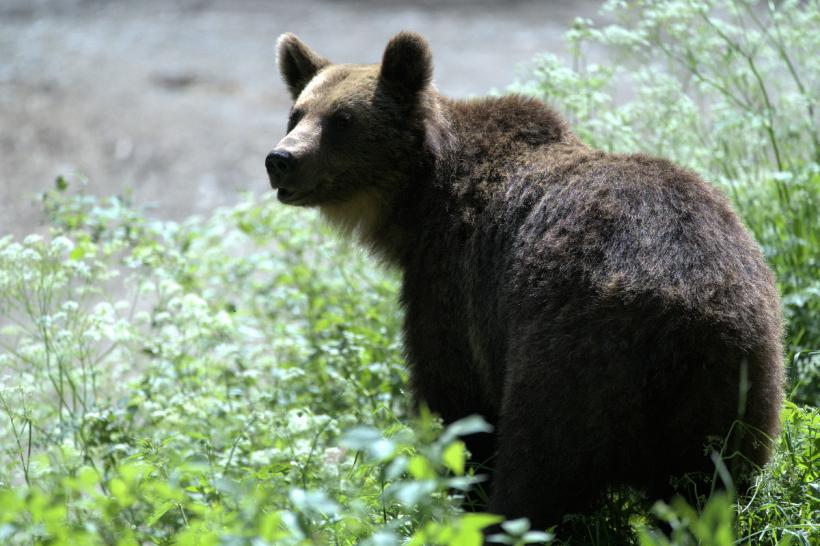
[
  {"x1": 460, "y1": 512, "x2": 504, "y2": 532},
  {"x1": 408, "y1": 454, "x2": 435, "y2": 480},
  {"x1": 146, "y1": 500, "x2": 175, "y2": 526},
  {"x1": 501, "y1": 517, "x2": 531, "y2": 536},
  {"x1": 442, "y1": 440, "x2": 466, "y2": 475},
  {"x1": 439, "y1": 415, "x2": 493, "y2": 446},
  {"x1": 341, "y1": 427, "x2": 396, "y2": 461},
  {"x1": 109, "y1": 478, "x2": 133, "y2": 507}
]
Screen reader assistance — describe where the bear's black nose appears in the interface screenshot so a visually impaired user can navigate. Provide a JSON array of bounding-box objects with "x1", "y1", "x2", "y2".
[{"x1": 265, "y1": 150, "x2": 294, "y2": 178}]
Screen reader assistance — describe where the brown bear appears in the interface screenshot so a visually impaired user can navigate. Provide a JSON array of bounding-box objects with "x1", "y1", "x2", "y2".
[{"x1": 266, "y1": 31, "x2": 785, "y2": 530}]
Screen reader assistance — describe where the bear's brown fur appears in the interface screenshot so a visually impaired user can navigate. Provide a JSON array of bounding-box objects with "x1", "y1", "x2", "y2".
[{"x1": 267, "y1": 31, "x2": 785, "y2": 529}]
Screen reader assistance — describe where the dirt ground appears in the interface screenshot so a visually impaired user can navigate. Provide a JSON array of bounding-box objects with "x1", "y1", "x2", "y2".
[{"x1": 0, "y1": 0, "x2": 602, "y2": 236}]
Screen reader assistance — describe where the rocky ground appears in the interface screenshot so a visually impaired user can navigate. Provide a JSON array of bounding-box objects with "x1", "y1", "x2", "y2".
[{"x1": 0, "y1": 0, "x2": 602, "y2": 235}]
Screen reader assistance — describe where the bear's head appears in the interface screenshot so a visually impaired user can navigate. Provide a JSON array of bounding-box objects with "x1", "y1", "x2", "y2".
[{"x1": 267, "y1": 32, "x2": 446, "y2": 235}]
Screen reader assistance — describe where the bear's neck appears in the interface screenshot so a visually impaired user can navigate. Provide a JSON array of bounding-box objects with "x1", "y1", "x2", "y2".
[{"x1": 329, "y1": 94, "x2": 579, "y2": 269}]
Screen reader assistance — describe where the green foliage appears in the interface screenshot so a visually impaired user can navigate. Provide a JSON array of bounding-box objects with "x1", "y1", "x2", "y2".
[
  {"x1": 1, "y1": 0, "x2": 818, "y2": 544},
  {"x1": 1, "y1": 184, "x2": 507, "y2": 545},
  {"x1": 636, "y1": 403, "x2": 819, "y2": 546}
]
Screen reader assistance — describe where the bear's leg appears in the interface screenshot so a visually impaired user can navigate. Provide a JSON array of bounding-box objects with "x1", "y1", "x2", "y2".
[
  {"x1": 486, "y1": 371, "x2": 620, "y2": 530},
  {"x1": 648, "y1": 344, "x2": 784, "y2": 500},
  {"x1": 487, "y1": 407, "x2": 605, "y2": 530},
  {"x1": 485, "y1": 329, "x2": 648, "y2": 531},
  {"x1": 410, "y1": 369, "x2": 498, "y2": 508}
]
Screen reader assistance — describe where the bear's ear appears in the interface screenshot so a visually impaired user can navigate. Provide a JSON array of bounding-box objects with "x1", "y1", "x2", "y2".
[
  {"x1": 379, "y1": 31, "x2": 433, "y2": 96},
  {"x1": 277, "y1": 33, "x2": 330, "y2": 100}
]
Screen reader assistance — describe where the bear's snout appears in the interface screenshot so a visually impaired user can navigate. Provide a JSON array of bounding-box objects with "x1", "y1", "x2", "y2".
[
  {"x1": 265, "y1": 149, "x2": 317, "y2": 205},
  {"x1": 265, "y1": 149, "x2": 295, "y2": 184}
]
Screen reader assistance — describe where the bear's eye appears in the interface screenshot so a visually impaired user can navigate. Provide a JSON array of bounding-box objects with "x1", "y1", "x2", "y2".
[
  {"x1": 287, "y1": 109, "x2": 304, "y2": 132},
  {"x1": 328, "y1": 110, "x2": 353, "y2": 129}
]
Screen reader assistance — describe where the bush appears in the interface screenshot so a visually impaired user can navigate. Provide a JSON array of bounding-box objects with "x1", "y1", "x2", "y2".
[{"x1": 0, "y1": 187, "x2": 516, "y2": 545}]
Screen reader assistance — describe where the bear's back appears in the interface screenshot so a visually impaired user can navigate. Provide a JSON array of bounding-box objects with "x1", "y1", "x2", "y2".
[
  {"x1": 497, "y1": 151, "x2": 779, "y2": 346},
  {"x1": 438, "y1": 98, "x2": 775, "y2": 341}
]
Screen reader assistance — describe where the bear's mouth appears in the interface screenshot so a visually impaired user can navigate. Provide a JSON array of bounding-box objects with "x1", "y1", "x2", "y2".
[{"x1": 277, "y1": 188, "x2": 314, "y2": 206}]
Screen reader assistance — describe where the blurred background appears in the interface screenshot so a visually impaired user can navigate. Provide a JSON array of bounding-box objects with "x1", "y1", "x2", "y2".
[{"x1": 0, "y1": 0, "x2": 602, "y2": 236}]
